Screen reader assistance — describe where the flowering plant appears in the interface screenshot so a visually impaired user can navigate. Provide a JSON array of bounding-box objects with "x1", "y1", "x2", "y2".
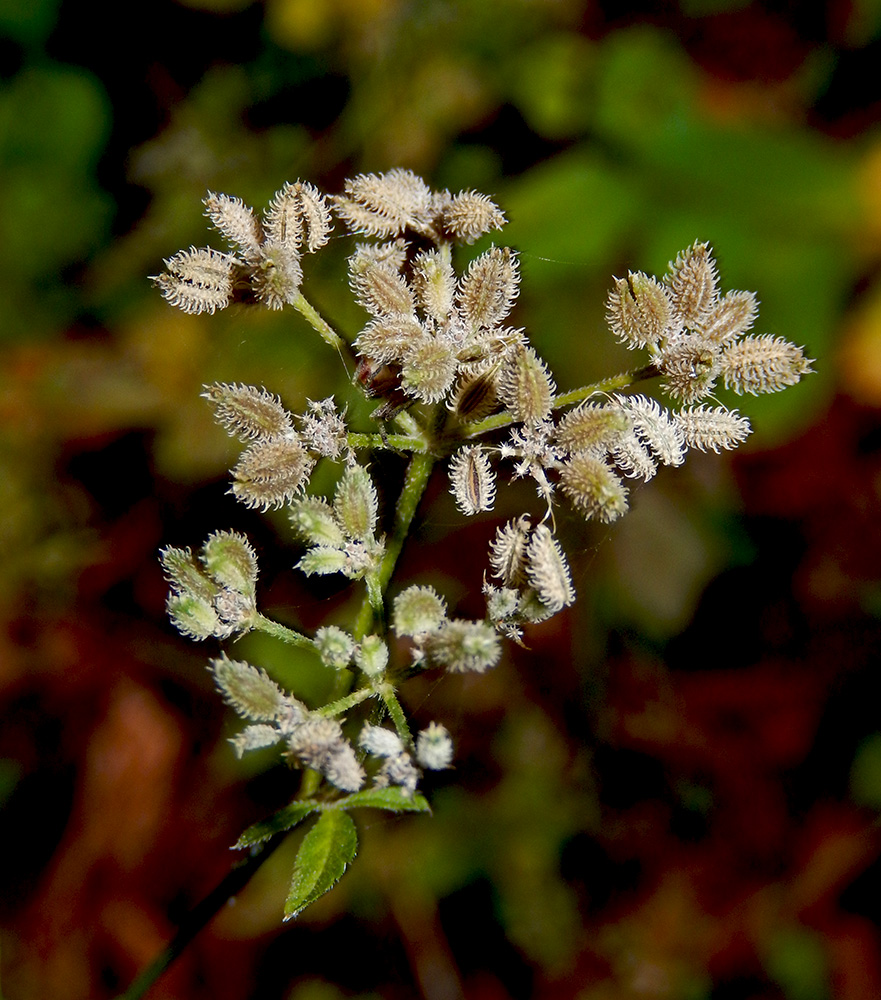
[{"x1": 153, "y1": 169, "x2": 812, "y2": 924}]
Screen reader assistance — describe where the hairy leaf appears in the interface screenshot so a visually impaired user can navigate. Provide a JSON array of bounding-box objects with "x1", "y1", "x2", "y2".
[
  {"x1": 234, "y1": 800, "x2": 319, "y2": 850},
  {"x1": 336, "y1": 786, "x2": 431, "y2": 814},
  {"x1": 284, "y1": 810, "x2": 358, "y2": 920}
]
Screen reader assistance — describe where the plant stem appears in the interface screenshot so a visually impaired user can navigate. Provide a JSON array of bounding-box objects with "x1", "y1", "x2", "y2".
[
  {"x1": 353, "y1": 451, "x2": 436, "y2": 639},
  {"x1": 317, "y1": 686, "x2": 375, "y2": 717},
  {"x1": 377, "y1": 683, "x2": 411, "y2": 744},
  {"x1": 347, "y1": 432, "x2": 427, "y2": 452},
  {"x1": 292, "y1": 291, "x2": 348, "y2": 353},
  {"x1": 114, "y1": 835, "x2": 287, "y2": 1000},
  {"x1": 253, "y1": 613, "x2": 315, "y2": 649},
  {"x1": 458, "y1": 367, "x2": 656, "y2": 440}
]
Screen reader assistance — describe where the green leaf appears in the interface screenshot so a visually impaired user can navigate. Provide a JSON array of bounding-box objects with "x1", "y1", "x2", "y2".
[
  {"x1": 284, "y1": 810, "x2": 358, "y2": 920},
  {"x1": 234, "y1": 800, "x2": 319, "y2": 849},
  {"x1": 335, "y1": 786, "x2": 431, "y2": 814}
]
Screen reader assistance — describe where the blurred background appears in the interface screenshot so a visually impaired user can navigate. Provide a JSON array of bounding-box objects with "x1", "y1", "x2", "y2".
[{"x1": 2, "y1": 0, "x2": 881, "y2": 997}]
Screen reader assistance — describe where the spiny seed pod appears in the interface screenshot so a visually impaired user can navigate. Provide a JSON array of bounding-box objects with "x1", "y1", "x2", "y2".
[
  {"x1": 606, "y1": 272, "x2": 673, "y2": 350},
  {"x1": 203, "y1": 191, "x2": 262, "y2": 259},
  {"x1": 697, "y1": 290, "x2": 758, "y2": 344},
  {"x1": 289, "y1": 497, "x2": 345, "y2": 547},
  {"x1": 498, "y1": 345, "x2": 555, "y2": 424},
  {"x1": 160, "y1": 545, "x2": 219, "y2": 604},
  {"x1": 264, "y1": 180, "x2": 333, "y2": 253},
  {"x1": 152, "y1": 247, "x2": 235, "y2": 315},
  {"x1": 393, "y1": 585, "x2": 447, "y2": 637},
  {"x1": 448, "y1": 445, "x2": 495, "y2": 515},
  {"x1": 359, "y1": 724, "x2": 404, "y2": 758},
  {"x1": 350, "y1": 255, "x2": 415, "y2": 317},
  {"x1": 442, "y1": 190, "x2": 506, "y2": 243},
  {"x1": 314, "y1": 626, "x2": 355, "y2": 669},
  {"x1": 400, "y1": 338, "x2": 458, "y2": 403},
  {"x1": 412, "y1": 247, "x2": 455, "y2": 322},
  {"x1": 250, "y1": 241, "x2": 302, "y2": 310},
  {"x1": 525, "y1": 524, "x2": 575, "y2": 614},
  {"x1": 675, "y1": 405, "x2": 752, "y2": 452},
  {"x1": 613, "y1": 394, "x2": 686, "y2": 469},
  {"x1": 210, "y1": 653, "x2": 288, "y2": 722},
  {"x1": 559, "y1": 453, "x2": 629, "y2": 523},
  {"x1": 355, "y1": 315, "x2": 426, "y2": 367},
  {"x1": 427, "y1": 619, "x2": 501, "y2": 673},
  {"x1": 202, "y1": 383, "x2": 293, "y2": 441},
  {"x1": 448, "y1": 370, "x2": 500, "y2": 422},
  {"x1": 457, "y1": 246, "x2": 519, "y2": 331},
  {"x1": 489, "y1": 515, "x2": 531, "y2": 588},
  {"x1": 231, "y1": 436, "x2": 315, "y2": 509},
  {"x1": 334, "y1": 169, "x2": 433, "y2": 238},
  {"x1": 288, "y1": 718, "x2": 365, "y2": 793},
  {"x1": 354, "y1": 635, "x2": 389, "y2": 677},
  {"x1": 555, "y1": 402, "x2": 631, "y2": 456},
  {"x1": 657, "y1": 341, "x2": 720, "y2": 404},
  {"x1": 720, "y1": 334, "x2": 814, "y2": 395},
  {"x1": 667, "y1": 241, "x2": 718, "y2": 328},
  {"x1": 201, "y1": 530, "x2": 258, "y2": 598},
  {"x1": 333, "y1": 465, "x2": 378, "y2": 541}
]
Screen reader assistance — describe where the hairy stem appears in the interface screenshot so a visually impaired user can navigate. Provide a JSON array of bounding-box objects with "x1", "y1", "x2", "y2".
[
  {"x1": 291, "y1": 291, "x2": 348, "y2": 353},
  {"x1": 317, "y1": 686, "x2": 376, "y2": 717},
  {"x1": 253, "y1": 613, "x2": 315, "y2": 649},
  {"x1": 377, "y1": 683, "x2": 411, "y2": 744},
  {"x1": 354, "y1": 451, "x2": 436, "y2": 639},
  {"x1": 347, "y1": 432, "x2": 427, "y2": 452},
  {"x1": 458, "y1": 367, "x2": 656, "y2": 440}
]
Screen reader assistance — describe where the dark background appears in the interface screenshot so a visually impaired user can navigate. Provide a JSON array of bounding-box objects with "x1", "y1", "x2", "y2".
[{"x1": 2, "y1": 0, "x2": 881, "y2": 997}]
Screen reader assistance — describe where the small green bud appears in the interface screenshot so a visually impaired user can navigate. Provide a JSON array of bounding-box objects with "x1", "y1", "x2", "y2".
[
  {"x1": 393, "y1": 585, "x2": 447, "y2": 638},
  {"x1": 416, "y1": 722, "x2": 453, "y2": 770},
  {"x1": 333, "y1": 465, "x2": 378, "y2": 541},
  {"x1": 314, "y1": 626, "x2": 355, "y2": 669},
  {"x1": 354, "y1": 634, "x2": 389, "y2": 677},
  {"x1": 210, "y1": 653, "x2": 288, "y2": 721},
  {"x1": 201, "y1": 530, "x2": 258, "y2": 598},
  {"x1": 297, "y1": 547, "x2": 349, "y2": 576},
  {"x1": 290, "y1": 497, "x2": 345, "y2": 547},
  {"x1": 427, "y1": 619, "x2": 501, "y2": 674},
  {"x1": 160, "y1": 546, "x2": 219, "y2": 603},
  {"x1": 167, "y1": 593, "x2": 226, "y2": 640}
]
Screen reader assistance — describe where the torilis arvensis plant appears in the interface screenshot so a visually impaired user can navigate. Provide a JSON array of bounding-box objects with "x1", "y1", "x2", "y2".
[{"x1": 154, "y1": 169, "x2": 813, "y2": 920}]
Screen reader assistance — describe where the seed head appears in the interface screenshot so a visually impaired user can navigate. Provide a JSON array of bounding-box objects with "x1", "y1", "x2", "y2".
[
  {"x1": 416, "y1": 722, "x2": 454, "y2": 770},
  {"x1": 448, "y1": 445, "x2": 495, "y2": 516},
  {"x1": 498, "y1": 345, "x2": 555, "y2": 424},
  {"x1": 606, "y1": 272, "x2": 673, "y2": 350},
  {"x1": 231, "y1": 436, "x2": 315, "y2": 509},
  {"x1": 393, "y1": 585, "x2": 448, "y2": 638},
  {"x1": 152, "y1": 247, "x2": 235, "y2": 315},
  {"x1": 667, "y1": 241, "x2": 718, "y2": 328},
  {"x1": 720, "y1": 334, "x2": 814, "y2": 395},
  {"x1": 203, "y1": 191, "x2": 263, "y2": 259},
  {"x1": 560, "y1": 453, "x2": 629, "y2": 523},
  {"x1": 525, "y1": 524, "x2": 575, "y2": 614},
  {"x1": 202, "y1": 382, "x2": 294, "y2": 441},
  {"x1": 675, "y1": 405, "x2": 752, "y2": 452}
]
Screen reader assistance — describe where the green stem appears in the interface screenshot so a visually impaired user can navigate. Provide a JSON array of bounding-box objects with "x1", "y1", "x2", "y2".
[
  {"x1": 317, "y1": 686, "x2": 375, "y2": 717},
  {"x1": 252, "y1": 613, "x2": 315, "y2": 649},
  {"x1": 292, "y1": 291, "x2": 347, "y2": 353},
  {"x1": 347, "y1": 432, "x2": 427, "y2": 452},
  {"x1": 458, "y1": 367, "x2": 655, "y2": 440},
  {"x1": 353, "y1": 451, "x2": 436, "y2": 639},
  {"x1": 377, "y1": 683, "x2": 411, "y2": 744}
]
